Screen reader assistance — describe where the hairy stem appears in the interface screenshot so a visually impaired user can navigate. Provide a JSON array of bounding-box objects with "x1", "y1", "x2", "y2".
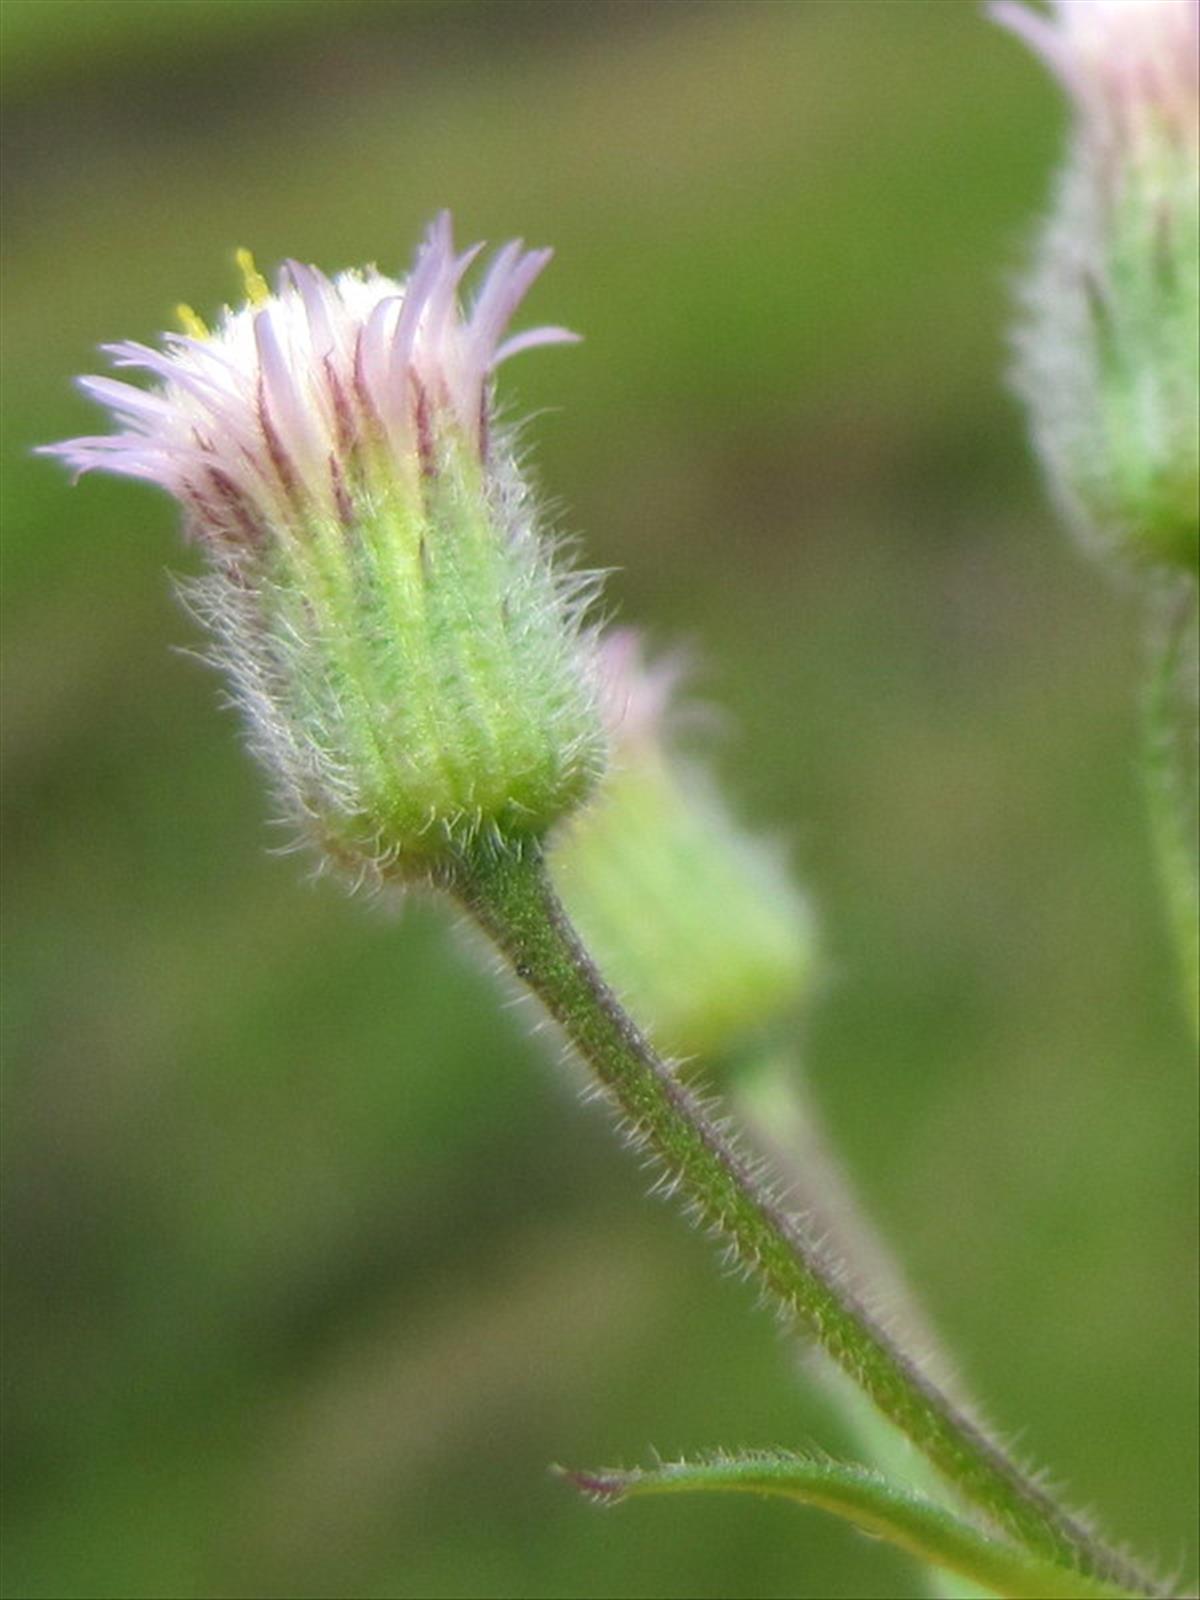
[
  {"x1": 733, "y1": 1053, "x2": 989, "y2": 1598},
  {"x1": 450, "y1": 839, "x2": 1158, "y2": 1597},
  {"x1": 732, "y1": 1053, "x2": 944, "y2": 1361},
  {"x1": 1142, "y1": 581, "x2": 1200, "y2": 1043}
]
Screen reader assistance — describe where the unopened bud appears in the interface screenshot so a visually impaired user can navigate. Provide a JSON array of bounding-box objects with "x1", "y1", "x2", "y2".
[{"x1": 551, "y1": 630, "x2": 816, "y2": 1062}]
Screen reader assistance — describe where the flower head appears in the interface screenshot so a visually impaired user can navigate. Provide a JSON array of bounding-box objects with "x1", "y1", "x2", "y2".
[
  {"x1": 552, "y1": 631, "x2": 815, "y2": 1063},
  {"x1": 43, "y1": 214, "x2": 606, "y2": 881},
  {"x1": 994, "y1": 0, "x2": 1200, "y2": 573}
]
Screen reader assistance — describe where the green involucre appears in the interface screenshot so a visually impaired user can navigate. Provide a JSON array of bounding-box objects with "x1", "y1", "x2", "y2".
[
  {"x1": 196, "y1": 435, "x2": 605, "y2": 880},
  {"x1": 1019, "y1": 135, "x2": 1200, "y2": 576},
  {"x1": 1089, "y1": 148, "x2": 1200, "y2": 574}
]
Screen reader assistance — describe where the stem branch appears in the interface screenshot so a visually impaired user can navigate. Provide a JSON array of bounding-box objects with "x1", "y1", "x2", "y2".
[{"x1": 451, "y1": 840, "x2": 1158, "y2": 1597}]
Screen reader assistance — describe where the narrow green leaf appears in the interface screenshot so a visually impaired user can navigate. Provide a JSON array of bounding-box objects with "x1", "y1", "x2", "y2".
[{"x1": 556, "y1": 1453, "x2": 1139, "y2": 1600}]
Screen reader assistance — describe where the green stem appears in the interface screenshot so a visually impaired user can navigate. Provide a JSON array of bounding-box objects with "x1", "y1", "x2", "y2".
[
  {"x1": 1142, "y1": 582, "x2": 1200, "y2": 1043},
  {"x1": 450, "y1": 840, "x2": 1158, "y2": 1598},
  {"x1": 733, "y1": 1054, "x2": 989, "y2": 1598}
]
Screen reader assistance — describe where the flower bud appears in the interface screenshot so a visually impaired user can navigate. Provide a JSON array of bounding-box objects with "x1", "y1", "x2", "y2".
[
  {"x1": 550, "y1": 630, "x2": 816, "y2": 1063},
  {"x1": 994, "y1": 0, "x2": 1200, "y2": 573},
  {"x1": 43, "y1": 215, "x2": 606, "y2": 882}
]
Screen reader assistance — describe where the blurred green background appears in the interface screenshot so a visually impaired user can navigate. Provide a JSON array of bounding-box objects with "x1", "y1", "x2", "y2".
[{"x1": 2, "y1": 2, "x2": 1196, "y2": 1596}]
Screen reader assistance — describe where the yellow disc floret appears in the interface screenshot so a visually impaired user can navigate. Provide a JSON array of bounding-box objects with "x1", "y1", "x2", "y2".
[
  {"x1": 235, "y1": 247, "x2": 270, "y2": 307},
  {"x1": 175, "y1": 303, "x2": 210, "y2": 340}
]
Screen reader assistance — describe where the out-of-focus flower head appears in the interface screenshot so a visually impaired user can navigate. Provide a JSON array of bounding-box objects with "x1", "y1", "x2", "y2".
[
  {"x1": 993, "y1": 0, "x2": 1199, "y2": 574},
  {"x1": 553, "y1": 629, "x2": 816, "y2": 1064},
  {"x1": 42, "y1": 214, "x2": 606, "y2": 882},
  {"x1": 994, "y1": 0, "x2": 1199, "y2": 162}
]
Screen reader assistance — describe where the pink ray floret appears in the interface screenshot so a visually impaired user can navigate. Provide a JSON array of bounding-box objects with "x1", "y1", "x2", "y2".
[
  {"x1": 40, "y1": 212, "x2": 579, "y2": 544},
  {"x1": 596, "y1": 628, "x2": 692, "y2": 749},
  {"x1": 992, "y1": 0, "x2": 1199, "y2": 159}
]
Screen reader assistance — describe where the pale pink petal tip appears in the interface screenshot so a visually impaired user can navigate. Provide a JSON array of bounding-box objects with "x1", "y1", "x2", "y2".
[
  {"x1": 42, "y1": 211, "x2": 578, "y2": 533},
  {"x1": 597, "y1": 628, "x2": 689, "y2": 746},
  {"x1": 990, "y1": 0, "x2": 1200, "y2": 133},
  {"x1": 989, "y1": 1, "x2": 1073, "y2": 87},
  {"x1": 493, "y1": 326, "x2": 581, "y2": 367}
]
